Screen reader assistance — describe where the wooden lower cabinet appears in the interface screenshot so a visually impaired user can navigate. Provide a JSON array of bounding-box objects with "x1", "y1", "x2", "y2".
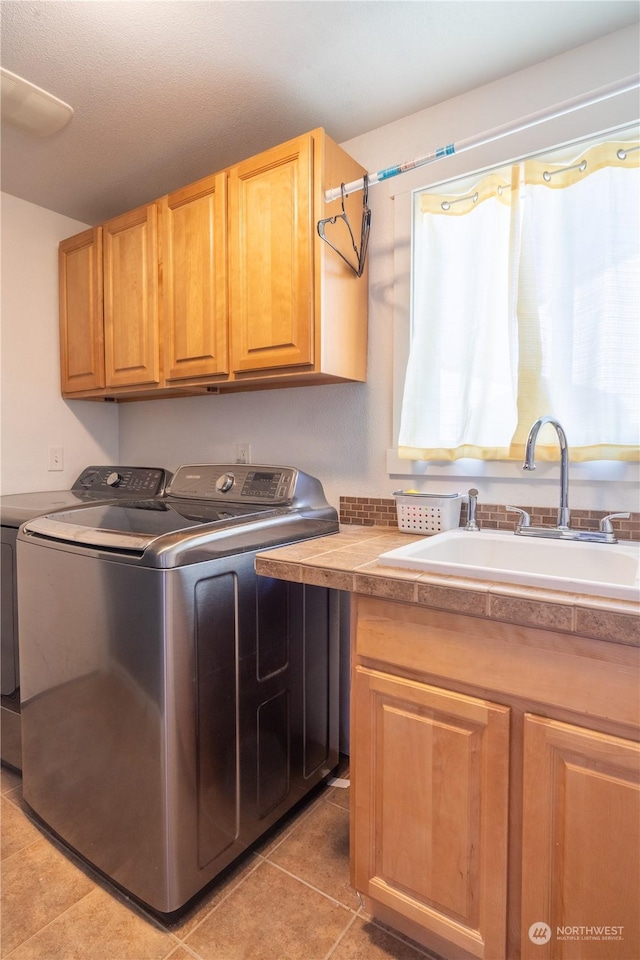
[
  {"x1": 351, "y1": 595, "x2": 640, "y2": 960},
  {"x1": 352, "y1": 666, "x2": 510, "y2": 959},
  {"x1": 521, "y1": 715, "x2": 640, "y2": 960}
]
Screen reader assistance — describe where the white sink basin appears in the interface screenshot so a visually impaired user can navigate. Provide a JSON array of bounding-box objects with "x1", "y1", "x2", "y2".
[{"x1": 378, "y1": 529, "x2": 640, "y2": 602}]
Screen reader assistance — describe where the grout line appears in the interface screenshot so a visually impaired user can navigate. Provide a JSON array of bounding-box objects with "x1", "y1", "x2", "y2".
[
  {"x1": 324, "y1": 794, "x2": 350, "y2": 813},
  {"x1": 262, "y1": 858, "x2": 357, "y2": 913},
  {"x1": 164, "y1": 939, "x2": 206, "y2": 960},
  {"x1": 171, "y1": 857, "x2": 264, "y2": 943},
  {"x1": 0, "y1": 887, "x2": 98, "y2": 959},
  {"x1": 323, "y1": 909, "x2": 360, "y2": 960}
]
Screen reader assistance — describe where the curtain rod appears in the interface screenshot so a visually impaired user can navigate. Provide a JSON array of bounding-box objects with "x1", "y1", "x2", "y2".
[{"x1": 324, "y1": 74, "x2": 640, "y2": 203}]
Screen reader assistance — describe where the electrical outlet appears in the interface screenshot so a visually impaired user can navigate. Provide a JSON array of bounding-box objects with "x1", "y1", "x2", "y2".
[
  {"x1": 48, "y1": 445, "x2": 64, "y2": 471},
  {"x1": 235, "y1": 443, "x2": 251, "y2": 465}
]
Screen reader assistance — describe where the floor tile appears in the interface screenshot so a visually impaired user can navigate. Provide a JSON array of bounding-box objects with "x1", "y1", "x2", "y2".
[
  {"x1": 184, "y1": 859, "x2": 352, "y2": 960},
  {"x1": 162, "y1": 854, "x2": 261, "y2": 939},
  {"x1": 329, "y1": 916, "x2": 433, "y2": 960},
  {"x1": 0, "y1": 796, "x2": 41, "y2": 861},
  {"x1": 4, "y1": 886, "x2": 177, "y2": 960},
  {"x1": 0, "y1": 766, "x2": 21, "y2": 796},
  {"x1": 266, "y1": 796, "x2": 358, "y2": 909},
  {"x1": 1, "y1": 836, "x2": 95, "y2": 956},
  {"x1": 325, "y1": 780, "x2": 350, "y2": 812}
]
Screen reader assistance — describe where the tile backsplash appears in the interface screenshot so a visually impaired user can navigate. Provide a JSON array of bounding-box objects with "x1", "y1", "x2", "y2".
[{"x1": 339, "y1": 497, "x2": 640, "y2": 541}]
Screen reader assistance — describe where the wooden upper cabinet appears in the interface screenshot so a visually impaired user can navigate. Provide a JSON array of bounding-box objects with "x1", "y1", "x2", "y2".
[
  {"x1": 229, "y1": 134, "x2": 314, "y2": 374},
  {"x1": 162, "y1": 172, "x2": 228, "y2": 381},
  {"x1": 58, "y1": 129, "x2": 368, "y2": 400},
  {"x1": 521, "y1": 714, "x2": 640, "y2": 960},
  {"x1": 59, "y1": 227, "x2": 105, "y2": 394},
  {"x1": 103, "y1": 203, "x2": 160, "y2": 388}
]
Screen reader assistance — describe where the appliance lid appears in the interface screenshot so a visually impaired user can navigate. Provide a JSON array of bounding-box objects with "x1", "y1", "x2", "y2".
[
  {"x1": 1, "y1": 465, "x2": 170, "y2": 528},
  {"x1": 1, "y1": 490, "x2": 95, "y2": 528},
  {"x1": 21, "y1": 498, "x2": 278, "y2": 551}
]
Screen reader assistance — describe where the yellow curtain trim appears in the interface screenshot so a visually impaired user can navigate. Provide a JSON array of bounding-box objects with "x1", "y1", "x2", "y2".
[
  {"x1": 398, "y1": 444, "x2": 640, "y2": 463},
  {"x1": 398, "y1": 445, "x2": 514, "y2": 461},
  {"x1": 420, "y1": 170, "x2": 518, "y2": 216},
  {"x1": 524, "y1": 140, "x2": 640, "y2": 189}
]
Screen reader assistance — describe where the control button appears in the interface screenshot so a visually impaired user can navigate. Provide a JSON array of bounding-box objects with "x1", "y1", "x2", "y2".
[
  {"x1": 215, "y1": 473, "x2": 235, "y2": 493},
  {"x1": 79, "y1": 470, "x2": 101, "y2": 488},
  {"x1": 106, "y1": 472, "x2": 123, "y2": 487}
]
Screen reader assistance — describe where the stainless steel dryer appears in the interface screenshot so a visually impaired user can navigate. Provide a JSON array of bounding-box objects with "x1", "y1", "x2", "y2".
[
  {"x1": 17, "y1": 464, "x2": 340, "y2": 914},
  {"x1": 1, "y1": 465, "x2": 170, "y2": 769}
]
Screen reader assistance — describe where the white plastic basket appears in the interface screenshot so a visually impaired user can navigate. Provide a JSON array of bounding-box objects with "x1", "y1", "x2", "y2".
[{"x1": 393, "y1": 490, "x2": 463, "y2": 534}]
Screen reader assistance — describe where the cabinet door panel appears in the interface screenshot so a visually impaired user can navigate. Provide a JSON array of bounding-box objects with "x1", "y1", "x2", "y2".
[
  {"x1": 163, "y1": 173, "x2": 228, "y2": 380},
  {"x1": 229, "y1": 135, "x2": 313, "y2": 373},
  {"x1": 353, "y1": 666, "x2": 509, "y2": 960},
  {"x1": 103, "y1": 204, "x2": 159, "y2": 387},
  {"x1": 521, "y1": 715, "x2": 640, "y2": 960},
  {"x1": 59, "y1": 228, "x2": 105, "y2": 393}
]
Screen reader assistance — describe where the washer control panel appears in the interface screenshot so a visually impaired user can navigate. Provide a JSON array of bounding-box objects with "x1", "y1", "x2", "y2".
[
  {"x1": 169, "y1": 465, "x2": 297, "y2": 504},
  {"x1": 72, "y1": 466, "x2": 170, "y2": 497}
]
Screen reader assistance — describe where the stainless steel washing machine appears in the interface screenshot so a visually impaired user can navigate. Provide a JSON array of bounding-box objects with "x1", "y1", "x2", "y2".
[
  {"x1": 17, "y1": 464, "x2": 340, "y2": 914},
  {"x1": 1, "y1": 465, "x2": 170, "y2": 769}
]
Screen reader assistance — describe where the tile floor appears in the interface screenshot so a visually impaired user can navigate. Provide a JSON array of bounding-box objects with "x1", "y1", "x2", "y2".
[{"x1": 1, "y1": 763, "x2": 437, "y2": 960}]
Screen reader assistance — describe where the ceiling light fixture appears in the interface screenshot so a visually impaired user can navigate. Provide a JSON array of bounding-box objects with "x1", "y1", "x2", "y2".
[{"x1": 1, "y1": 67, "x2": 73, "y2": 137}]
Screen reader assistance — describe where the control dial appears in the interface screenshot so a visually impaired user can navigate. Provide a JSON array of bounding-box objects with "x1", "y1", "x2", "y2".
[
  {"x1": 106, "y1": 472, "x2": 123, "y2": 487},
  {"x1": 215, "y1": 472, "x2": 235, "y2": 494}
]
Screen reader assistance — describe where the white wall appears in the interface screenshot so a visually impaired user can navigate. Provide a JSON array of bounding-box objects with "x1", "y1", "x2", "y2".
[
  {"x1": 119, "y1": 26, "x2": 639, "y2": 513},
  {"x1": 0, "y1": 194, "x2": 118, "y2": 494}
]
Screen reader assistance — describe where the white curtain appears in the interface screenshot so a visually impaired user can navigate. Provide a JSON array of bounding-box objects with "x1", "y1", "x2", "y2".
[{"x1": 398, "y1": 140, "x2": 640, "y2": 462}]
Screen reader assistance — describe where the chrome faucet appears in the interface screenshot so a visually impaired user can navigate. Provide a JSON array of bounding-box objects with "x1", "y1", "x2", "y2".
[
  {"x1": 523, "y1": 415, "x2": 571, "y2": 529},
  {"x1": 464, "y1": 488, "x2": 480, "y2": 531},
  {"x1": 506, "y1": 415, "x2": 629, "y2": 543}
]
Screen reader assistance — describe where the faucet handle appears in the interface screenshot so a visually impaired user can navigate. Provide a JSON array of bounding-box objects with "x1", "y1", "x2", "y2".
[
  {"x1": 506, "y1": 506, "x2": 531, "y2": 529},
  {"x1": 464, "y1": 488, "x2": 480, "y2": 531},
  {"x1": 599, "y1": 512, "x2": 630, "y2": 534}
]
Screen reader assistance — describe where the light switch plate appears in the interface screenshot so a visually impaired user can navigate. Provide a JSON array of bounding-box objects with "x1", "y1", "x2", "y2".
[{"x1": 48, "y1": 446, "x2": 64, "y2": 471}]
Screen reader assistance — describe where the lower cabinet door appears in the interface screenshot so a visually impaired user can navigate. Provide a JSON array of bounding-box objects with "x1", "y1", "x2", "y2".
[
  {"x1": 352, "y1": 665, "x2": 510, "y2": 959},
  {"x1": 521, "y1": 714, "x2": 640, "y2": 960}
]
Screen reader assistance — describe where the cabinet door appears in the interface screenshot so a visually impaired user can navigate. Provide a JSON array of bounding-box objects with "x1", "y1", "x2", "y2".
[
  {"x1": 521, "y1": 715, "x2": 640, "y2": 960},
  {"x1": 229, "y1": 134, "x2": 314, "y2": 373},
  {"x1": 103, "y1": 203, "x2": 160, "y2": 388},
  {"x1": 352, "y1": 665, "x2": 510, "y2": 960},
  {"x1": 59, "y1": 228, "x2": 105, "y2": 393},
  {"x1": 162, "y1": 172, "x2": 228, "y2": 381}
]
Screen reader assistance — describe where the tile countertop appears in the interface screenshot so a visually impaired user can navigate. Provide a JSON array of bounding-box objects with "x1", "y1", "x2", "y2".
[{"x1": 255, "y1": 525, "x2": 640, "y2": 649}]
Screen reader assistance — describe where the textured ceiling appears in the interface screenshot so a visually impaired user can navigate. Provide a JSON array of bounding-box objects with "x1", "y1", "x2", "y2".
[{"x1": 1, "y1": 0, "x2": 639, "y2": 225}]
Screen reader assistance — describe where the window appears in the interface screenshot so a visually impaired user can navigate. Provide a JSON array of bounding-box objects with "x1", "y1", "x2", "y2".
[{"x1": 398, "y1": 132, "x2": 640, "y2": 463}]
